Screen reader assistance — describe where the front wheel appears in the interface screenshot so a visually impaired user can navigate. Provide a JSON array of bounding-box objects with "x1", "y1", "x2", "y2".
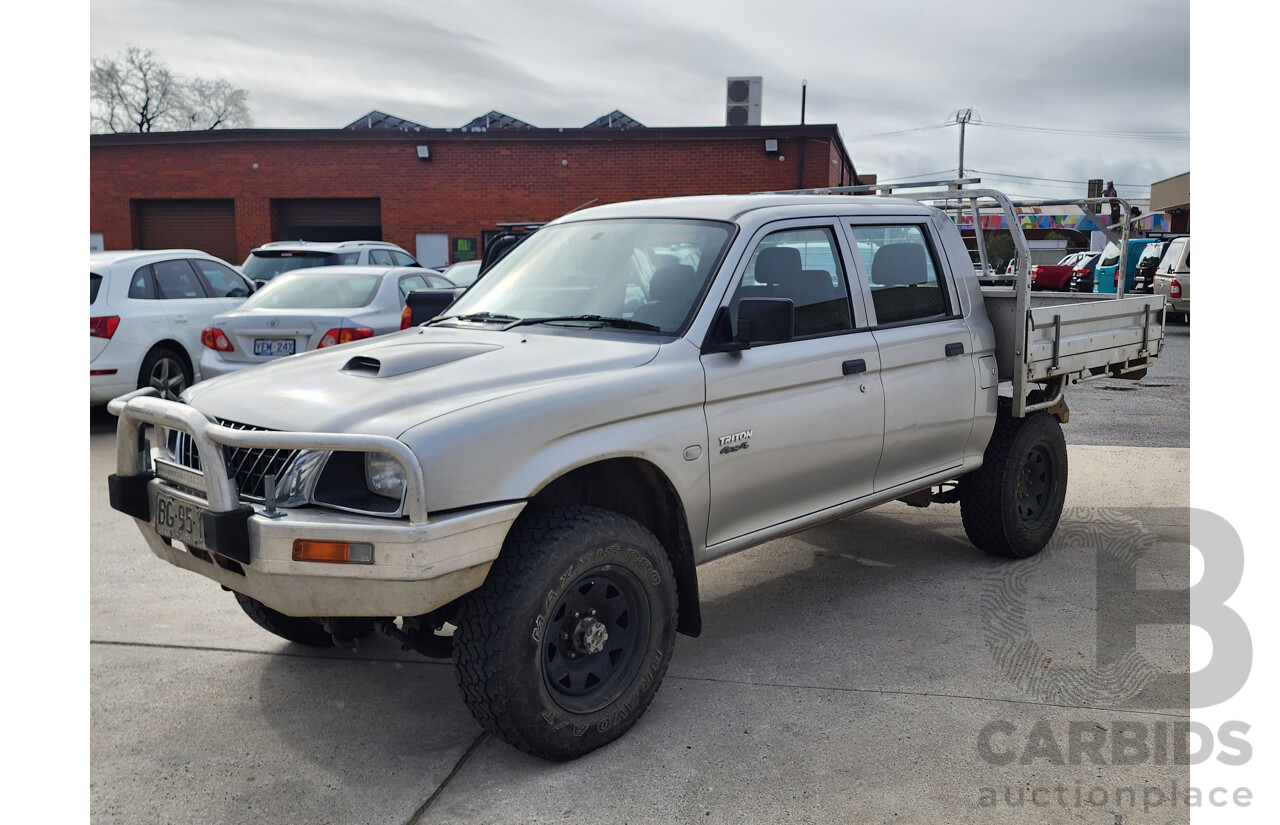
[
  {"x1": 453, "y1": 506, "x2": 678, "y2": 761},
  {"x1": 960, "y1": 409, "x2": 1068, "y2": 558}
]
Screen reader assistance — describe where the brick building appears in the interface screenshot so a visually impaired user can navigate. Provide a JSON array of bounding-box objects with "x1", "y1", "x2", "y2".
[{"x1": 90, "y1": 116, "x2": 860, "y2": 268}]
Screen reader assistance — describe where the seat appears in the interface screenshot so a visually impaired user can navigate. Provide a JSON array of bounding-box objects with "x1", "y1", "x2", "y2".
[
  {"x1": 631, "y1": 264, "x2": 699, "y2": 330},
  {"x1": 870, "y1": 243, "x2": 944, "y2": 324}
]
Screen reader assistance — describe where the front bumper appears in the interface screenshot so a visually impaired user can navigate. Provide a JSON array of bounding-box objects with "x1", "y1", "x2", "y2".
[{"x1": 108, "y1": 389, "x2": 523, "y2": 617}]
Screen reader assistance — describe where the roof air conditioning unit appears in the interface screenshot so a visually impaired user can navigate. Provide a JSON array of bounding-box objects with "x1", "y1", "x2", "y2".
[{"x1": 726, "y1": 76, "x2": 762, "y2": 127}]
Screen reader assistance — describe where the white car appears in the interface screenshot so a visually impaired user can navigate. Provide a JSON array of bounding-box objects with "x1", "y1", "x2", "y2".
[
  {"x1": 241, "y1": 240, "x2": 421, "y2": 284},
  {"x1": 198, "y1": 266, "x2": 455, "y2": 379},
  {"x1": 90, "y1": 250, "x2": 255, "y2": 404}
]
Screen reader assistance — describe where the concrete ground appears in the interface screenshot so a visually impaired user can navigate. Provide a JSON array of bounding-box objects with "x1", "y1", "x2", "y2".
[{"x1": 90, "y1": 325, "x2": 1191, "y2": 824}]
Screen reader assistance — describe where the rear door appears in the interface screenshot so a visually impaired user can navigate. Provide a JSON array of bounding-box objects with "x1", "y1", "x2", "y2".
[
  {"x1": 845, "y1": 221, "x2": 977, "y2": 490},
  {"x1": 150, "y1": 258, "x2": 216, "y2": 368},
  {"x1": 702, "y1": 221, "x2": 885, "y2": 547}
]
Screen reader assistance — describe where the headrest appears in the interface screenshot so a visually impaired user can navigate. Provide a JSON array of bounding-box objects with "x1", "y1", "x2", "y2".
[
  {"x1": 872, "y1": 243, "x2": 928, "y2": 286},
  {"x1": 648, "y1": 264, "x2": 697, "y2": 302},
  {"x1": 756, "y1": 246, "x2": 802, "y2": 285}
]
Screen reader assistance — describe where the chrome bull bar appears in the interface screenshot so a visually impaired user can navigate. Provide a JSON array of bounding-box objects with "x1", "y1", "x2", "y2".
[{"x1": 108, "y1": 388, "x2": 429, "y2": 523}]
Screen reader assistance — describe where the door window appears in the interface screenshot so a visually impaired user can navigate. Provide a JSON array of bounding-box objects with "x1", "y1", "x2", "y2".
[
  {"x1": 190, "y1": 259, "x2": 251, "y2": 298},
  {"x1": 848, "y1": 225, "x2": 950, "y2": 325},
  {"x1": 731, "y1": 226, "x2": 854, "y2": 339},
  {"x1": 153, "y1": 259, "x2": 208, "y2": 299},
  {"x1": 398, "y1": 274, "x2": 430, "y2": 300},
  {"x1": 369, "y1": 249, "x2": 396, "y2": 266}
]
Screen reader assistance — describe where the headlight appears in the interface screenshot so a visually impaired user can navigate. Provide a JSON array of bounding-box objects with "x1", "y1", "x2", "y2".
[
  {"x1": 365, "y1": 452, "x2": 407, "y2": 500},
  {"x1": 273, "y1": 450, "x2": 330, "y2": 506}
]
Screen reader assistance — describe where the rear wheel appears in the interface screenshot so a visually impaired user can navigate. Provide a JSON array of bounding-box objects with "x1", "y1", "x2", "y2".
[
  {"x1": 139, "y1": 346, "x2": 191, "y2": 401},
  {"x1": 960, "y1": 408, "x2": 1067, "y2": 558},
  {"x1": 453, "y1": 506, "x2": 678, "y2": 761}
]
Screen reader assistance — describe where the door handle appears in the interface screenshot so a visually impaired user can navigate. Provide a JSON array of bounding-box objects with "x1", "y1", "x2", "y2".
[
  {"x1": 842, "y1": 359, "x2": 867, "y2": 375},
  {"x1": 173, "y1": 316, "x2": 188, "y2": 324},
  {"x1": 945, "y1": 342, "x2": 964, "y2": 357}
]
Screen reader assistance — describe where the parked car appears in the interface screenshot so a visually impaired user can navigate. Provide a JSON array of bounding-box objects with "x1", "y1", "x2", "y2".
[
  {"x1": 241, "y1": 240, "x2": 421, "y2": 285},
  {"x1": 440, "y1": 259, "x2": 482, "y2": 287},
  {"x1": 199, "y1": 266, "x2": 450, "y2": 378},
  {"x1": 1153, "y1": 235, "x2": 1191, "y2": 322},
  {"x1": 1132, "y1": 238, "x2": 1174, "y2": 294},
  {"x1": 90, "y1": 250, "x2": 255, "y2": 404},
  {"x1": 1030, "y1": 251, "x2": 1091, "y2": 291},
  {"x1": 1092, "y1": 238, "x2": 1162, "y2": 294},
  {"x1": 1066, "y1": 252, "x2": 1102, "y2": 293}
]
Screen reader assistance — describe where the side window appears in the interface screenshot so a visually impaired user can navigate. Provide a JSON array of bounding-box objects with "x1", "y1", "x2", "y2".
[
  {"x1": 369, "y1": 249, "x2": 396, "y2": 266},
  {"x1": 128, "y1": 265, "x2": 157, "y2": 299},
  {"x1": 336, "y1": 252, "x2": 361, "y2": 265},
  {"x1": 848, "y1": 224, "x2": 950, "y2": 325},
  {"x1": 398, "y1": 274, "x2": 429, "y2": 300},
  {"x1": 391, "y1": 250, "x2": 418, "y2": 267},
  {"x1": 731, "y1": 227, "x2": 853, "y2": 338},
  {"x1": 153, "y1": 259, "x2": 208, "y2": 299},
  {"x1": 190, "y1": 259, "x2": 250, "y2": 298}
]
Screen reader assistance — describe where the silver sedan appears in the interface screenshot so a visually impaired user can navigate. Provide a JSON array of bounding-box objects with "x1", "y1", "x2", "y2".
[{"x1": 198, "y1": 266, "x2": 456, "y2": 379}]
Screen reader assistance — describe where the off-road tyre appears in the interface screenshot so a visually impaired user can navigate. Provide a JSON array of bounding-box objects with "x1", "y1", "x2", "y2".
[
  {"x1": 453, "y1": 505, "x2": 678, "y2": 761},
  {"x1": 233, "y1": 592, "x2": 335, "y2": 647},
  {"x1": 960, "y1": 406, "x2": 1068, "y2": 558}
]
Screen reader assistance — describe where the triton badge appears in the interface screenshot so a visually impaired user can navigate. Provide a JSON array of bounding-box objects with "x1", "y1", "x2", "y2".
[{"x1": 718, "y1": 429, "x2": 753, "y2": 454}]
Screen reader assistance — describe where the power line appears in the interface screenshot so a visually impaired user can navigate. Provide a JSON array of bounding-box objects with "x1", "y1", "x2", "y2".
[
  {"x1": 978, "y1": 121, "x2": 1189, "y2": 140},
  {"x1": 846, "y1": 123, "x2": 948, "y2": 140},
  {"x1": 968, "y1": 168, "x2": 1150, "y2": 188}
]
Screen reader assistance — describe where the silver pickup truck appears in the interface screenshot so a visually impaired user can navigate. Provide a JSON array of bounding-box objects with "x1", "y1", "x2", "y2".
[{"x1": 108, "y1": 186, "x2": 1165, "y2": 761}]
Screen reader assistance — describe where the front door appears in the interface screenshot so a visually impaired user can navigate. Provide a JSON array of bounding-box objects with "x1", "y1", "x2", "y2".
[{"x1": 702, "y1": 222, "x2": 885, "y2": 548}]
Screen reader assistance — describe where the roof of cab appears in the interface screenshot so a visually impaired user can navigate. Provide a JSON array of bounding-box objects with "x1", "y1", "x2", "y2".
[{"x1": 550, "y1": 193, "x2": 938, "y2": 224}]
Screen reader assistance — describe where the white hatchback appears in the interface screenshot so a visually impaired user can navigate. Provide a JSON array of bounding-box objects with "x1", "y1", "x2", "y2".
[{"x1": 90, "y1": 250, "x2": 255, "y2": 404}]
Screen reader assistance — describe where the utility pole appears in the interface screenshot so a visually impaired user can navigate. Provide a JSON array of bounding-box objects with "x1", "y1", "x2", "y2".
[{"x1": 946, "y1": 108, "x2": 981, "y2": 181}]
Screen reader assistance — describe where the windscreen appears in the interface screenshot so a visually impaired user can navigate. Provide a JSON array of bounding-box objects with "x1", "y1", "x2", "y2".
[
  {"x1": 242, "y1": 251, "x2": 336, "y2": 281},
  {"x1": 443, "y1": 219, "x2": 733, "y2": 333},
  {"x1": 240, "y1": 272, "x2": 382, "y2": 309}
]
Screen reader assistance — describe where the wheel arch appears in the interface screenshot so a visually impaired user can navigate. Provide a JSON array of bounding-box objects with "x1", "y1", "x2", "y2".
[
  {"x1": 138, "y1": 339, "x2": 196, "y2": 387},
  {"x1": 525, "y1": 457, "x2": 702, "y2": 637}
]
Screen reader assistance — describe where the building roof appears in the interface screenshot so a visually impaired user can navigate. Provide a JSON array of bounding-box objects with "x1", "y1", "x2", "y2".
[
  {"x1": 344, "y1": 110, "x2": 430, "y2": 131},
  {"x1": 461, "y1": 111, "x2": 535, "y2": 131},
  {"x1": 583, "y1": 110, "x2": 645, "y2": 130}
]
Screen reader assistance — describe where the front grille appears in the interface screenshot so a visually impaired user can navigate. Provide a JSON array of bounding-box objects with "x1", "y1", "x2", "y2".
[{"x1": 167, "y1": 419, "x2": 301, "y2": 502}]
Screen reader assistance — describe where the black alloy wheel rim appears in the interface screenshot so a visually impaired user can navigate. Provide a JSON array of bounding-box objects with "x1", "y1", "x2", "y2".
[
  {"x1": 542, "y1": 565, "x2": 650, "y2": 714},
  {"x1": 1015, "y1": 444, "x2": 1055, "y2": 528}
]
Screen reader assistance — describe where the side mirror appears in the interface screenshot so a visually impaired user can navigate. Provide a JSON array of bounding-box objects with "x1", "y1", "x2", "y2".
[
  {"x1": 736, "y1": 297, "x2": 794, "y2": 345},
  {"x1": 405, "y1": 288, "x2": 459, "y2": 326}
]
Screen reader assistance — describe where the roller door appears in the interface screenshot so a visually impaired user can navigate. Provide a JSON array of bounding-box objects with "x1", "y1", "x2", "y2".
[
  {"x1": 274, "y1": 198, "x2": 381, "y2": 243},
  {"x1": 136, "y1": 200, "x2": 237, "y2": 262}
]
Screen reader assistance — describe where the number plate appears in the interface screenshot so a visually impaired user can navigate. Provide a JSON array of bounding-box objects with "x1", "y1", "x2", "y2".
[
  {"x1": 154, "y1": 490, "x2": 208, "y2": 550},
  {"x1": 254, "y1": 338, "x2": 296, "y2": 356}
]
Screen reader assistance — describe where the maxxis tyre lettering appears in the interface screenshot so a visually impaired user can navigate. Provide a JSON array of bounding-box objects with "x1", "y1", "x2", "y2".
[
  {"x1": 232, "y1": 591, "x2": 335, "y2": 647},
  {"x1": 960, "y1": 406, "x2": 1068, "y2": 558},
  {"x1": 452, "y1": 505, "x2": 678, "y2": 761}
]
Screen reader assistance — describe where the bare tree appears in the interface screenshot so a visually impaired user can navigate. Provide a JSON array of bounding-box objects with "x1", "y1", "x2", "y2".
[
  {"x1": 91, "y1": 46, "x2": 252, "y2": 133},
  {"x1": 180, "y1": 77, "x2": 253, "y2": 130}
]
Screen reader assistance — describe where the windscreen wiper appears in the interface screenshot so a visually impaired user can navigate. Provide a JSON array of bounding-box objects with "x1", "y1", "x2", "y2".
[
  {"x1": 503, "y1": 315, "x2": 662, "y2": 331},
  {"x1": 425, "y1": 312, "x2": 521, "y2": 326}
]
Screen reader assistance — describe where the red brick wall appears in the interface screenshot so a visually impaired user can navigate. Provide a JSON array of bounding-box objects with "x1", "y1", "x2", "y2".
[{"x1": 90, "y1": 134, "x2": 848, "y2": 263}]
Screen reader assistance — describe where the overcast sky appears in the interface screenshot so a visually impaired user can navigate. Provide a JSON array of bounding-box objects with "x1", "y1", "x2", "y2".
[{"x1": 87, "y1": 0, "x2": 1189, "y2": 201}]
